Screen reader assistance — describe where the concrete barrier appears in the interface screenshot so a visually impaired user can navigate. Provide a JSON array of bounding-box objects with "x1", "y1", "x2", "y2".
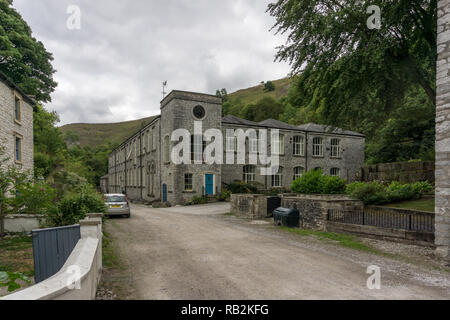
[{"x1": 1, "y1": 213, "x2": 103, "y2": 300}]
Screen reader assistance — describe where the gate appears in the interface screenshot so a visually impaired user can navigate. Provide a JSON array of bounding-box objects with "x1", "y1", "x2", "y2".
[{"x1": 32, "y1": 224, "x2": 81, "y2": 283}]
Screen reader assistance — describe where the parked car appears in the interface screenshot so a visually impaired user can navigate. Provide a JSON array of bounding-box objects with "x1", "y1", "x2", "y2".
[{"x1": 104, "y1": 194, "x2": 131, "y2": 218}]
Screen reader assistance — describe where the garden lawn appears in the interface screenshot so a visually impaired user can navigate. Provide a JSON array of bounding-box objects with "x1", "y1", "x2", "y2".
[
  {"x1": 0, "y1": 235, "x2": 34, "y2": 277},
  {"x1": 382, "y1": 197, "x2": 434, "y2": 213}
]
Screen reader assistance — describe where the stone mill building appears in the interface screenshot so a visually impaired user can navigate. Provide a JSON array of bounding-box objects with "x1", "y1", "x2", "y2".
[{"x1": 107, "y1": 90, "x2": 365, "y2": 205}]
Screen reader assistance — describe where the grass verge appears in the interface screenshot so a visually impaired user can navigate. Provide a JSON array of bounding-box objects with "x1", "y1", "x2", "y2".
[
  {"x1": 382, "y1": 198, "x2": 435, "y2": 212},
  {"x1": 279, "y1": 227, "x2": 383, "y2": 255}
]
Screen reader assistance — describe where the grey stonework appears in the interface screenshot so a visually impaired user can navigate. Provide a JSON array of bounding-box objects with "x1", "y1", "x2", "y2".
[
  {"x1": 108, "y1": 90, "x2": 365, "y2": 205},
  {"x1": 0, "y1": 72, "x2": 34, "y2": 175},
  {"x1": 436, "y1": 0, "x2": 450, "y2": 260}
]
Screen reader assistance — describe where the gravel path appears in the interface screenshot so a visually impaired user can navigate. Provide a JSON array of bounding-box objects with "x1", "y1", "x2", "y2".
[{"x1": 102, "y1": 203, "x2": 450, "y2": 300}]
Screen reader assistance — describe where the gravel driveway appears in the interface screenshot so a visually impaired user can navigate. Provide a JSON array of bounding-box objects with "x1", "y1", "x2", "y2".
[{"x1": 103, "y1": 203, "x2": 450, "y2": 300}]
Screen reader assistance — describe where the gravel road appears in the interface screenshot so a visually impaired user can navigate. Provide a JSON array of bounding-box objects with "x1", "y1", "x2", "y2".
[{"x1": 103, "y1": 203, "x2": 450, "y2": 300}]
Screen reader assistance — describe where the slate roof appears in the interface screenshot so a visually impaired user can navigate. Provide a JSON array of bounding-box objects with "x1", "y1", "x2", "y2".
[
  {"x1": 221, "y1": 115, "x2": 365, "y2": 137},
  {"x1": 297, "y1": 123, "x2": 365, "y2": 137},
  {"x1": 0, "y1": 70, "x2": 36, "y2": 106}
]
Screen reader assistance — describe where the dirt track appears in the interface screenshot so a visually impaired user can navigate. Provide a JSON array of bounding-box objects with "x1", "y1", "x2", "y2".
[{"x1": 104, "y1": 203, "x2": 450, "y2": 300}]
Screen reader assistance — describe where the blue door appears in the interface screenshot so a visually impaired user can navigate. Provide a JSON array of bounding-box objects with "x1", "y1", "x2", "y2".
[
  {"x1": 205, "y1": 174, "x2": 214, "y2": 195},
  {"x1": 163, "y1": 184, "x2": 167, "y2": 202}
]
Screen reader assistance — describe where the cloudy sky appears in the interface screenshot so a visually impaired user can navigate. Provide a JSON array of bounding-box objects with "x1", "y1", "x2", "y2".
[{"x1": 12, "y1": 0, "x2": 290, "y2": 125}]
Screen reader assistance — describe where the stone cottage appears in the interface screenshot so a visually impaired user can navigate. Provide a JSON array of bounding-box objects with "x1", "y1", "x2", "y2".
[
  {"x1": 0, "y1": 71, "x2": 34, "y2": 174},
  {"x1": 107, "y1": 90, "x2": 365, "y2": 204}
]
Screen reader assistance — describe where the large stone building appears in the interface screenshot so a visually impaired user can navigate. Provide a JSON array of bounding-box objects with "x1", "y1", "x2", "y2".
[
  {"x1": 107, "y1": 90, "x2": 365, "y2": 204},
  {"x1": 0, "y1": 71, "x2": 34, "y2": 174},
  {"x1": 436, "y1": 0, "x2": 450, "y2": 260}
]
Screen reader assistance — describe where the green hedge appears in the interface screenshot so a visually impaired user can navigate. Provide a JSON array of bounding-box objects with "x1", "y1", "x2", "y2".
[
  {"x1": 291, "y1": 170, "x2": 346, "y2": 194},
  {"x1": 346, "y1": 181, "x2": 433, "y2": 205}
]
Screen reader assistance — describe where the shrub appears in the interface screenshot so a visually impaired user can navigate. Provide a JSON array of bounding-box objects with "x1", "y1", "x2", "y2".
[
  {"x1": 385, "y1": 181, "x2": 418, "y2": 202},
  {"x1": 345, "y1": 182, "x2": 366, "y2": 195},
  {"x1": 411, "y1": 181, "x2": 433, "y2": 194},
  {"x1": 217, "y1": 189, "x2": 232, "y2": 201},
  {"x1": 46, "y1": 184, "x2": 106, "y2": 227},
  {"x1": 12, "y1": 181, "x2": 57, "y2": 216},
  {"x1": 321, "y1": 176, "x2": 347, "y2": 194},
  {"x1": 347, "y1": 181, "x2": 387, "y2": 205},
  {"x1": 291, "y1": 170, "x2": 346, "y2": 194},
  {"x1": 225, "y1": 181, "x2": 258, "y2": 194},
  {"x1": 291, "y1": 170, "x2": 324, "y2": 194},
  {"x1": 192, "y1": 196, "x2": 207, "y2": 205}
]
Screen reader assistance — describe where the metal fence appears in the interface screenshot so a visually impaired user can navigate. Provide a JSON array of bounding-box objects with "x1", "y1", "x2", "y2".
[
  {"x1": 32, "y1": 224, "x2": 81, "y2": 283},
  {"x1": 327, "y1": 207, "x2": 435, "y2": 233}
]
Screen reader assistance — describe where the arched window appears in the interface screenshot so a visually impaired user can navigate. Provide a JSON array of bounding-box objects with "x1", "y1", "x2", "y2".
[
  {"x1": 312, "y1": 137, "x2": 323, "y2": 157},
  {"x1": 293, "y1": 167, "x2": 304, "y2": 180},
  {"x1": 330, "y1": 168, "x2": 340, "y2": 177},
  {"x1": 293, "y1": 136, "x2": 305, "y2": 156},
  {"x1": 331, "y1": 139, "x2": 341, "y2": 158},
  {"x1": 243, "y1": 165, "x2": 256, "y2": 183},
  {"x1": 272, "y1": 167, "x2": 284, "y2": 188}
]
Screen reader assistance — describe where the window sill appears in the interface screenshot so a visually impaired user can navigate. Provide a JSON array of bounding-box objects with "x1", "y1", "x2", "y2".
[
  {"x1": 312, "y1": 155, "x2": 324, "y2": 158},
  {"x1": 14, "y1": 160, "x2": 23, "y2": 165},
  {"x1": 14, "y1": 119, "x2": 22, "y2": 126},
  {"x1": 330, "y1": 157, "x2": 342, "y2": 160},
  {"x1": 293, "y1": 155, "x2": 305, "y2": 158},
  {"x1": 183, "y1": 190, "x2": 196, "y2": 194}
]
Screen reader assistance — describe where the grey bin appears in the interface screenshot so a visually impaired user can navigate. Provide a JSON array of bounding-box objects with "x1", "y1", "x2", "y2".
[{"x1": 273, "y1": 207, "x2": 300, "y2": 228}]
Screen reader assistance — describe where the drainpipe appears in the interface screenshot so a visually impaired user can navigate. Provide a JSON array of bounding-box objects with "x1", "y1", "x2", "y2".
[
  {"x1": 140, "y1": 132, "x2": 143, "y2": 200},
  {"x1": 305, "y1": 131, "x2": 309, "y2": 172},
  {"x1": 124, "y1": 145, "x2": 127, "y2": 195},
  {"x1": 159, "y1": 122, "x2": 162, "y2": 202}
]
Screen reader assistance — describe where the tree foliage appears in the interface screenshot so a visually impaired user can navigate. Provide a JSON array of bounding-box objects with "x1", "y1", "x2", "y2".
[{"x1": 0, "y1": 0, "x2": 57, "y2": 102}]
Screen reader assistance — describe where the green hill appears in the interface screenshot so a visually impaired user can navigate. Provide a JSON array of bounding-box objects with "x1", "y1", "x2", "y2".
[
  {"x1": 227, "y1": 78, "x2": 291, "y2": 105},
  {"x1": 60, "y1": 78, "x2": 292, "y2": 148},
  {"x1": 60, "y1": 116, "x2": 157, "y2": 148}
]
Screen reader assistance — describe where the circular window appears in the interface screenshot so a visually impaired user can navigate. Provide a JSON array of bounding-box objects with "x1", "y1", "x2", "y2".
[{"x1": 193, "y1": 105, "x2": 206, "y2": 119}]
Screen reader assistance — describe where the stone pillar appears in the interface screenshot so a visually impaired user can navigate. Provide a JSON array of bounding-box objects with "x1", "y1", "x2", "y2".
[
  {"x1": 436, "y1": 0, "x2": 450, "y2": 260},
  {"x1": 80, "y1": 213, "x2": 103, "y2": 282}
]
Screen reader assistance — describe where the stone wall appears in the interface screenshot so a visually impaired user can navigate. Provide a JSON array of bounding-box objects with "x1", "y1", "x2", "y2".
[
  {"x1": 436, "y1": 0, "x2": 450, "y2": 260},
  {"x1": 355, "y1": 161, "x2": 435, "y2": 184},
  {"x1": 281, "y1": 194, "x2": 364, "y2": 230},
  {"x1": 4, "y1": 214, "x2": 45, "y2": 233},
  {"x1": 230, "y1": 194, "x2": 281, "y2": 219}
]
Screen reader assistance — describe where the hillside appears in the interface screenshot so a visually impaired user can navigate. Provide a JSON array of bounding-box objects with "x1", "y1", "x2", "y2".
[
  {"x1": 60, "y1": 116, "x2": 157, "y2": 148},
  {"x1": 60, "y1": 78, "x2": 292, "y2": 148},
  {"x1": 227, "y1": 78, "x2": 291, "y2": 105}
]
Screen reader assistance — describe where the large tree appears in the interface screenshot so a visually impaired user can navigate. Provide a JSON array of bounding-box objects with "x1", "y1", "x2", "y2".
[
  {"x1": 0, "y1": 0, "x2": 57, "y2": 103},
  {"x1": 268, "y1": 0, "x2": 437, "y2": 129}
]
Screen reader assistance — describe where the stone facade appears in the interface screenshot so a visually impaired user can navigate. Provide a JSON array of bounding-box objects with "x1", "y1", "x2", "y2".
[
  {"x1": 108, "y1": 90, "x2": 365, "y2": 205},
  {"x1": 436, "y1": 0, "x2": 450, "y2": 260},
  {"x1": 0, "y1": 71, "x2": 34, "y2": 175},
  {"x1": 230, "y1": 194, "x2": 281, "y2": 219}
]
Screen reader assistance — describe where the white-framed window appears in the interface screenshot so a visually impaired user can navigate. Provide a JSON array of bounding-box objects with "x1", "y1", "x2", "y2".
[
  {"x1": 331, "y1": 138, "x2": 341, "y2": 158},
  {"x1": 293, "y1": 136, "x2": 305, "y2": 156},
  {"x1": 312, "y1": 137, "x2": 323, "y2": 157},
  {"x1": 272, "y1": 167, "x2": 284, "y2": 188},
  {"x1": 184, "y1": 173, "x2": 193, "y2": 191},
  {"x1": 164, "y1": 136, "x2": 170, "y2": 163},
  {"x1": 293, "y1": 167, "x2": 304, "y2": 180},
  {"x1": 191, "y1": 135, "x2": 205, "y2": 162},
  {"x1": 225, "y1": 131, "x2": 237, "y2": 152},
  {"x1": 271, "y1": 134, "x2": 285, "y2": 155},
  {"x1": 330, "y1": 168, "x2": 340, "y2": 177},
  {"x1": 14, "y1": 96, "x2": 21, "y2": 123},
  {"x1": 249, "y1": 133, "x2": 258, "y2": 154},
  {"x1": 14, "y1": 133, "x2": 22, "y2": 163},
  {"x1": 243, "y1": 165, "x2": 256, "y2": 184}
]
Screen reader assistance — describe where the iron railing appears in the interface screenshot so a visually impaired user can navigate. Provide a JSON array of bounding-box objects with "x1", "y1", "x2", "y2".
[{"x1": 327, "y1": 207, "x2": 434, "y2": 233}]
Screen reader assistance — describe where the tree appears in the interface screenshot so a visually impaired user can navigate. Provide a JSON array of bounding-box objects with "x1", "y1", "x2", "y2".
[
  {"x1": 0, "y1": 0, "x2": 57, "y2": 102},
  {"x1": 267, "y1": 0, "x2": 437, "y2": 126},
  {"x1": 0, "y1": 142, "x2": 29, "y2": 235},
  {"x1": 263, "y1": 81, "x2": 275, "y2": 92},
  {"x1": 241, "y1": 97, "x2": 285, "y2": 122},
  {"x1": 216, "y1": 88, "x2": 229, "y2": 102}
]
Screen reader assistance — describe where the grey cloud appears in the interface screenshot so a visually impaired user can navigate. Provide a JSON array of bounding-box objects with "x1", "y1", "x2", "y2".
[{"x1": 13, "y1": 0, "x2": 290, "y2": 125}]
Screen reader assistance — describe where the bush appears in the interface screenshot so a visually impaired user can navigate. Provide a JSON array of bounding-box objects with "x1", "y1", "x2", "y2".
[
  {"x1": 192, "y1": 196, "x2": 207, "y2": 205},
  {"x1": 411, "y1": 181, "x2": 433, "y2": 194},
  {"x1": 347, "y1": 181, "x2": 387, "y2": 205},
  {"x1": 385, "y1": 181, "x2": 418, "y2": 202},
  {"x1": 225, "y1": 181, "x2": 258, "y2": 194},
  {"x1": 46, "y1": 184, "x2": 106, "y2": 227},
  {"x1": 291, "y1": 170, "x2": 346, "y2": 194},
  {"x1": 11, "y1": 181, "x2": 57, "y2": 216},
  {"x1": 217, "y1": 189, "x2": 232, "y2": 202}
]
